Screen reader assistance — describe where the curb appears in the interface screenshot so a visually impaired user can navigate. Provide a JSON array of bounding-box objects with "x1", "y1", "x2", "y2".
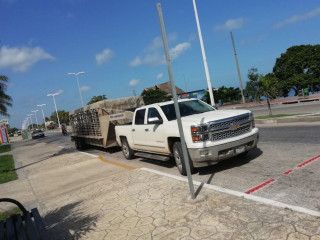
[{"x1": 255, "y1": 115, "x2": 320, "y2": 124}]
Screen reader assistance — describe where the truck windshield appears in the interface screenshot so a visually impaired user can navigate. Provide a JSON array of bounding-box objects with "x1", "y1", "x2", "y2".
[{"x1": 160, "y1": 100, "x2": 214, "y2": 121}]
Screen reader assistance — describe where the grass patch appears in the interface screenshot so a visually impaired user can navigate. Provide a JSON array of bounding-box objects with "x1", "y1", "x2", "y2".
[
  {"x1": 0, "y1": 144, "x2": 11, "y2": 154},
  {"x1": 0, "y1": 207, "x2": 22, "y2": 222},
  {"x1": 0, "y1": 155, "x2": 18, "y2": 184},
  {"x1": 255, "y1": 114, "x2": 305, "y2": 119}
]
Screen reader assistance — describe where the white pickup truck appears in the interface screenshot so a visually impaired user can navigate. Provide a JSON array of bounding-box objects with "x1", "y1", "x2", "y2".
[{"x1": 115, "y1": 99, "x2": 259, "y2": 175}]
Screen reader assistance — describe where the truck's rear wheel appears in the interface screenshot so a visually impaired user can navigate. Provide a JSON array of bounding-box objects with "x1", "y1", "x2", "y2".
[
  {"x1": 122, "y1": 138, "x2": 134, "y2": 159},
  {"x1": 173, "y1": 142, "x2": 194, "y2": 176}
]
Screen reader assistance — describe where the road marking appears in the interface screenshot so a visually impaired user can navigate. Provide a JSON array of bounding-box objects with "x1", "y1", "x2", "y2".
[
  {"x1": 297, "y1": 155, "x2": 320, "y2": 168},
  {"x1": 98, "y1": 156, "x2": 136, "y2": 170},
  {"x1": 79, "y1": 152, "x2": 99, "y2": 158},
  {"x1": 245, "y1": 179, "x2": 275, "y2": 194},
  {"x1": 141, "y1": 168, "x2": 320, "y2": 217},
  {"x1": 283, "y1": 170, "x2": 292, "y2": 175}
]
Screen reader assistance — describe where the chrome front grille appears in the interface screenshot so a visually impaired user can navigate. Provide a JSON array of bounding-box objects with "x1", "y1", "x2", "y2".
[
  {"x1": 208, "y1": 113, "x2": 252, "y2": 141},
  {"x1": 211, "y1": 124, "x2": 251, "y2": 141},
  {"x1": 209, "y1": 114, "x2": 250, "y2": 131}
]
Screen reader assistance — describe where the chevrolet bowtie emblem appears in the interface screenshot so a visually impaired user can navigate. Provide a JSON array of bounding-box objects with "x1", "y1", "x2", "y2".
[{"x1": 230, "y1": 124, "x2": 239, "y2": 130}]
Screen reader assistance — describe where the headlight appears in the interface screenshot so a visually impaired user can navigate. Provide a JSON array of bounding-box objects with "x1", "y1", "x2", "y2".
[{"x1": 191, "y1": 124, "x2": 209, "y2": 142}]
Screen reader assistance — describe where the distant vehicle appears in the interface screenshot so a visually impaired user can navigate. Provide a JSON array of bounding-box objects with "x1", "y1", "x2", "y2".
[
  {"x1": 9, "y1": 132, "x2": 14, "y2": 137},
  {"x1": 32, "y1": 129, "x2": 45, "y2": 139},
  {"x1": 17, "y1": 130, "x2": 22, "y2": 136}
]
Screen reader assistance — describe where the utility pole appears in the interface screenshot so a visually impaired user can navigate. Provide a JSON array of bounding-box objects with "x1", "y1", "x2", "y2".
[
  {"x1": 192, "y1": 0, "x2": 215, "y2": 106},
  {"x1": 230, "y1": 31, "x2": 245, "y2": 103},
  {"x1": 157, "y1": 2, "x2": 195, "y2": 199}
]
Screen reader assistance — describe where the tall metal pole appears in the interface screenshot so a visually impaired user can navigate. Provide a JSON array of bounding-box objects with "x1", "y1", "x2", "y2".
[
  {"x1": 157, "y1": 3, "x2": 195, "y2": 199},
  {"x1": 32, "y1": 110, "x2": 39, "y2": 126},
  {"x1": 230, "y1": 31, "x2": 246, "y2": 103},
  {"x1": 37, "y1": 104, "x2": 47, "y2": 130},
  {"x1": 192, "y1": 0, "x2": 215, "y2": 106},
  {"x1": 47, "y1": 93, "x2": 61, "y2": 128},
  {"x1": 68, "y1": 72, "x2": 85, "y2": 107}
]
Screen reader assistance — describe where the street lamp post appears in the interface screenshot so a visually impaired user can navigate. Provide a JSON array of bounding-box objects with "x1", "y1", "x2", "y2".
[
  {"x1": 27, "y1": 114, "x2": 33, "y2": 129},
  {"x1": 37, "y1": 104, "x2": 47, "y2": 130},
  {"x1": 67, "y1": 72, "x2": 85, "y2": 107},
  {"x1": 31, "y1": 110, "x2": 39, "y2": 127},
  {"x1": 47, "y1": 92, "x2": 61, "y2": 128}
]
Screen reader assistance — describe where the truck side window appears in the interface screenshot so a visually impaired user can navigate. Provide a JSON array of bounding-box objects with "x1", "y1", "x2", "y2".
[
  {"x1": 135, "y1": 109, "x2": 146, "y2": 125},
  {"x1": 148, "y1": 108, "x2": 162, "y2": 120}
]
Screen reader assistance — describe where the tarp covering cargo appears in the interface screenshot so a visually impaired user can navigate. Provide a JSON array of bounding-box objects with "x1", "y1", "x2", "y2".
[{"x1": 69, "y1": 96, "x2": 144, "y2": 149}]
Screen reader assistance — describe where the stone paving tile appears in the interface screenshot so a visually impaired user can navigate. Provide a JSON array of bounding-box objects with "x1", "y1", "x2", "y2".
[{"x1": 42, "y1": 169, "x2": 320, "y2": 240}]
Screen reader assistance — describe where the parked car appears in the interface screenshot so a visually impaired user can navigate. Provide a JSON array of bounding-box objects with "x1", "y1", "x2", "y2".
[
  {"x1": 9, "y1": 132, "x2": 14, "y2": 137},
  {"x1": 17, "y1": 130, "x2": 22, "y2": 136},
  {"x1": 32, "y1": 129, "x2": 45, "y2": 139}
]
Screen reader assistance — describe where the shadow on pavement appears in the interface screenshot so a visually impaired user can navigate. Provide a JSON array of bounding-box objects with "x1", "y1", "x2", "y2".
[
  {"x1": 194, "y1": 148, "x2": 263, "y2": 197},
  {"x1": 45, "y1": 201, "x2": 98, "y2": 240},
  {"x1": 14, "y1": 148, "x2": 74, "y2": 171}
]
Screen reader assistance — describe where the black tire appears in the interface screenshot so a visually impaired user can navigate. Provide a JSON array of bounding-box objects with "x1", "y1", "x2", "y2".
[
  {"x1": 121, "y1": 138, "x2": 134, "y2": 159},
  {"x1": 173, "y1": 141, "x2": 194, "y2": 176},
  {"x1": 75, "y1": 138, "x2": 86, "y2": 150}
]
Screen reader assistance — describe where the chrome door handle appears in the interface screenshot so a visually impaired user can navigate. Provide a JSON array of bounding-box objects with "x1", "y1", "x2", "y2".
[
  {"x1": 132, "y1": 129, "x2": 135, "y2": 132},
  {"x1": 145, "y1": 129, "x2": 149, "y2": 132}
]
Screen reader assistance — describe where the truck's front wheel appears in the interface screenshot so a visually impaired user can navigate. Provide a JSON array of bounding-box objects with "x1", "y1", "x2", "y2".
[
  {"x1": 121, "y1": 138, "x2": 134, "y2": 159},
  {"x1": 173, "y1": 142, "x2": 194, "y2": 176}
]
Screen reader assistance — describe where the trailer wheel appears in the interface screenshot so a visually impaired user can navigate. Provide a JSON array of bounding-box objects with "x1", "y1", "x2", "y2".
[
  {"x1": 121, "y1": 138, "x2": 134, "y2": 159},
  {"x1": 173, "y1": 141, "x2": 194, "y2": 176},
  {"x1": 75, "y1": 138, "x2": 86, "y2": 150}
]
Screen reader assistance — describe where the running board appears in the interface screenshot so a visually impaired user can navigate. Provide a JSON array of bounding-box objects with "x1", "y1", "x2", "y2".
[{"x1": 135, "y1": 152, "x2": 171, "y2": 161}]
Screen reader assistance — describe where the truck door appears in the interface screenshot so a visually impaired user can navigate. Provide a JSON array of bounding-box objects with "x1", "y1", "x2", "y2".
[
  {"x1": 131, "y1": 108, "x2": 148, "y2": 149},
  {"x1": 144, "y1": 107, "x2": 166, "y2": 152},
  {"x1": 131, "y1": 107, "x2": 166, "y2": 153}
]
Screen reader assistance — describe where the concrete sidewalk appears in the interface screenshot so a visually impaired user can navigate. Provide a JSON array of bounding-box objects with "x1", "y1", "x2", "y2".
[{"x1": 1, "y1": 139, "x2": 320, "y2": 239}]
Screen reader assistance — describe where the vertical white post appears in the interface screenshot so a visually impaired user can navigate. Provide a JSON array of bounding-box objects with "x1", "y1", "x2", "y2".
[{"x1": 192, "y1": 0, "x2": 215, "y2": 106}]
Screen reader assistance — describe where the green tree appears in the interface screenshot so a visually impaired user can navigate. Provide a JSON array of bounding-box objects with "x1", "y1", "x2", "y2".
[
  {"x1": 0, "y1": 75, "x2": 13, "y2": 117},
  {"x1": 257, "y1": 73, "x2": 283, "y2": 116},
  {"x1": 87, "y1": 94, "x2": 107, "y2": 105},
  {"x1": 141, "y1": 89, "x2": 171, "y2": 105},
  {"x1": 273, "y1": 44, "x2": 320, "y2": 96},
  {"x1": 214, "y1": 86, "x2": 241, "y2": 103},
  {"x1": 50, "y1": 110, "x2": 70, "y2": 125},
  {"x1": 244, "y1": 68, "x2": 262, "y2": 102}
]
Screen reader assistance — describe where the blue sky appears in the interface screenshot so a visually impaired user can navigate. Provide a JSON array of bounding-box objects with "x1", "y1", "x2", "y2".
[{"x1": 1, "y1": 0, "x2": 320, "y2": 128}]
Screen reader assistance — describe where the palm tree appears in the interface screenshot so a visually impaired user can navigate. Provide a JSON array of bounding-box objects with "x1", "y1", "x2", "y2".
[
  {"x1": 0, "y1": 75, "x2": 13, "y2": 117},
  {"x1": 257, "y1": 74, "x2": 282, "y2": 116}
]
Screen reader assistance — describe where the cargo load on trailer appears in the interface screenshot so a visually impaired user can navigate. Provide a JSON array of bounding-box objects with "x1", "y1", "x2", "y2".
[{"x1": 69, "y1": 96, "x2": 144, "y2": 150}]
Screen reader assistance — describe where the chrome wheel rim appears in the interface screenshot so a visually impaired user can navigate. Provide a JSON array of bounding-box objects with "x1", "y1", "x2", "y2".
[{"x1": 173, "y1": 146, "x2": 182, "y2": 171}]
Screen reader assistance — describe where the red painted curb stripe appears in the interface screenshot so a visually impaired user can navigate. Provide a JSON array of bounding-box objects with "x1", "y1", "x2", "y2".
[
  {"x1": 283, "y1": 170, "x2": 292, "y2": 175},
  {"x1": 297, "y1": 155, "x2": 320, "y2": 168},
  {"x1": 245, "y1": 179, "x2": 275, "y2": 194}
]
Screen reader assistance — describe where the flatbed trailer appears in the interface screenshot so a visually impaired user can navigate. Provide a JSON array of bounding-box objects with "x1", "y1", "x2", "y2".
[{"x1": 69, "y1": 96, "x2": 144, "y2": 150}]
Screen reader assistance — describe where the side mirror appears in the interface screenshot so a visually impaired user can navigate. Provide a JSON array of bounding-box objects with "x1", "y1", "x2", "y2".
[{"x1": 148, "y1": 117, "x2": 163, "y2": 125}]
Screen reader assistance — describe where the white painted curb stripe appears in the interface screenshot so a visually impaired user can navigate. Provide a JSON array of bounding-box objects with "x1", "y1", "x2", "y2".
[
  {"x1": 141, "y1": 167, "x2": 320, "y2": 217},
  {"x1": 79, "y1": 152, "x2": 99, "y2": 158}
]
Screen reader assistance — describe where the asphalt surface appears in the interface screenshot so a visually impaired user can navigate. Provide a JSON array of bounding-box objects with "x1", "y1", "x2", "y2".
[{"x1": 2, "y1": 134, "x2": 320, "y2": 239}]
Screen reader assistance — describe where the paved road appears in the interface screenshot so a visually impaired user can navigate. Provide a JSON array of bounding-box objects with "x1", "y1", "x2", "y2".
[
  {"x1": 41, "y1": 122, "x2": 320, "y2": 213},
  {"x1": 235, "y1": 100, "x2": 320, "y2": 117}
]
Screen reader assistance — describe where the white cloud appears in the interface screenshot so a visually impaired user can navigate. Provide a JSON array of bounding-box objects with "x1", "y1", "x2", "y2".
[
  {"x1": 156, "y1": 73, "x2": 163, "y2": 79},
  {"x1": 214, "y1": 18, "x2": 246, "y2": 31},
  {"x1": 129, "y1": 56, "x2": 142, "y2": 67},
  {"x1": 128, "y1": 79, "x2": 140, "y2": 88},
  {"x1": 130, "y1": 35, "x2": 191, "y2": 67},
  {"x1": 169, "y1": 42, "x2": 191, "y2": 60},
  {"x1": 95, "y1": 48, "x2": 114, "y2": 66},
  {"x1": 57, "y1": 89, "x2": 64, "y2": 95},
  {"x1": 80, "y1": 86, "x2": 91, "y2": 92},
  {"x1": 273, "y1": 7, "x2": 320, "y2": 29},
  {"x1": 0, "y1": 46, "x2": 55, "y2": 72}
]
